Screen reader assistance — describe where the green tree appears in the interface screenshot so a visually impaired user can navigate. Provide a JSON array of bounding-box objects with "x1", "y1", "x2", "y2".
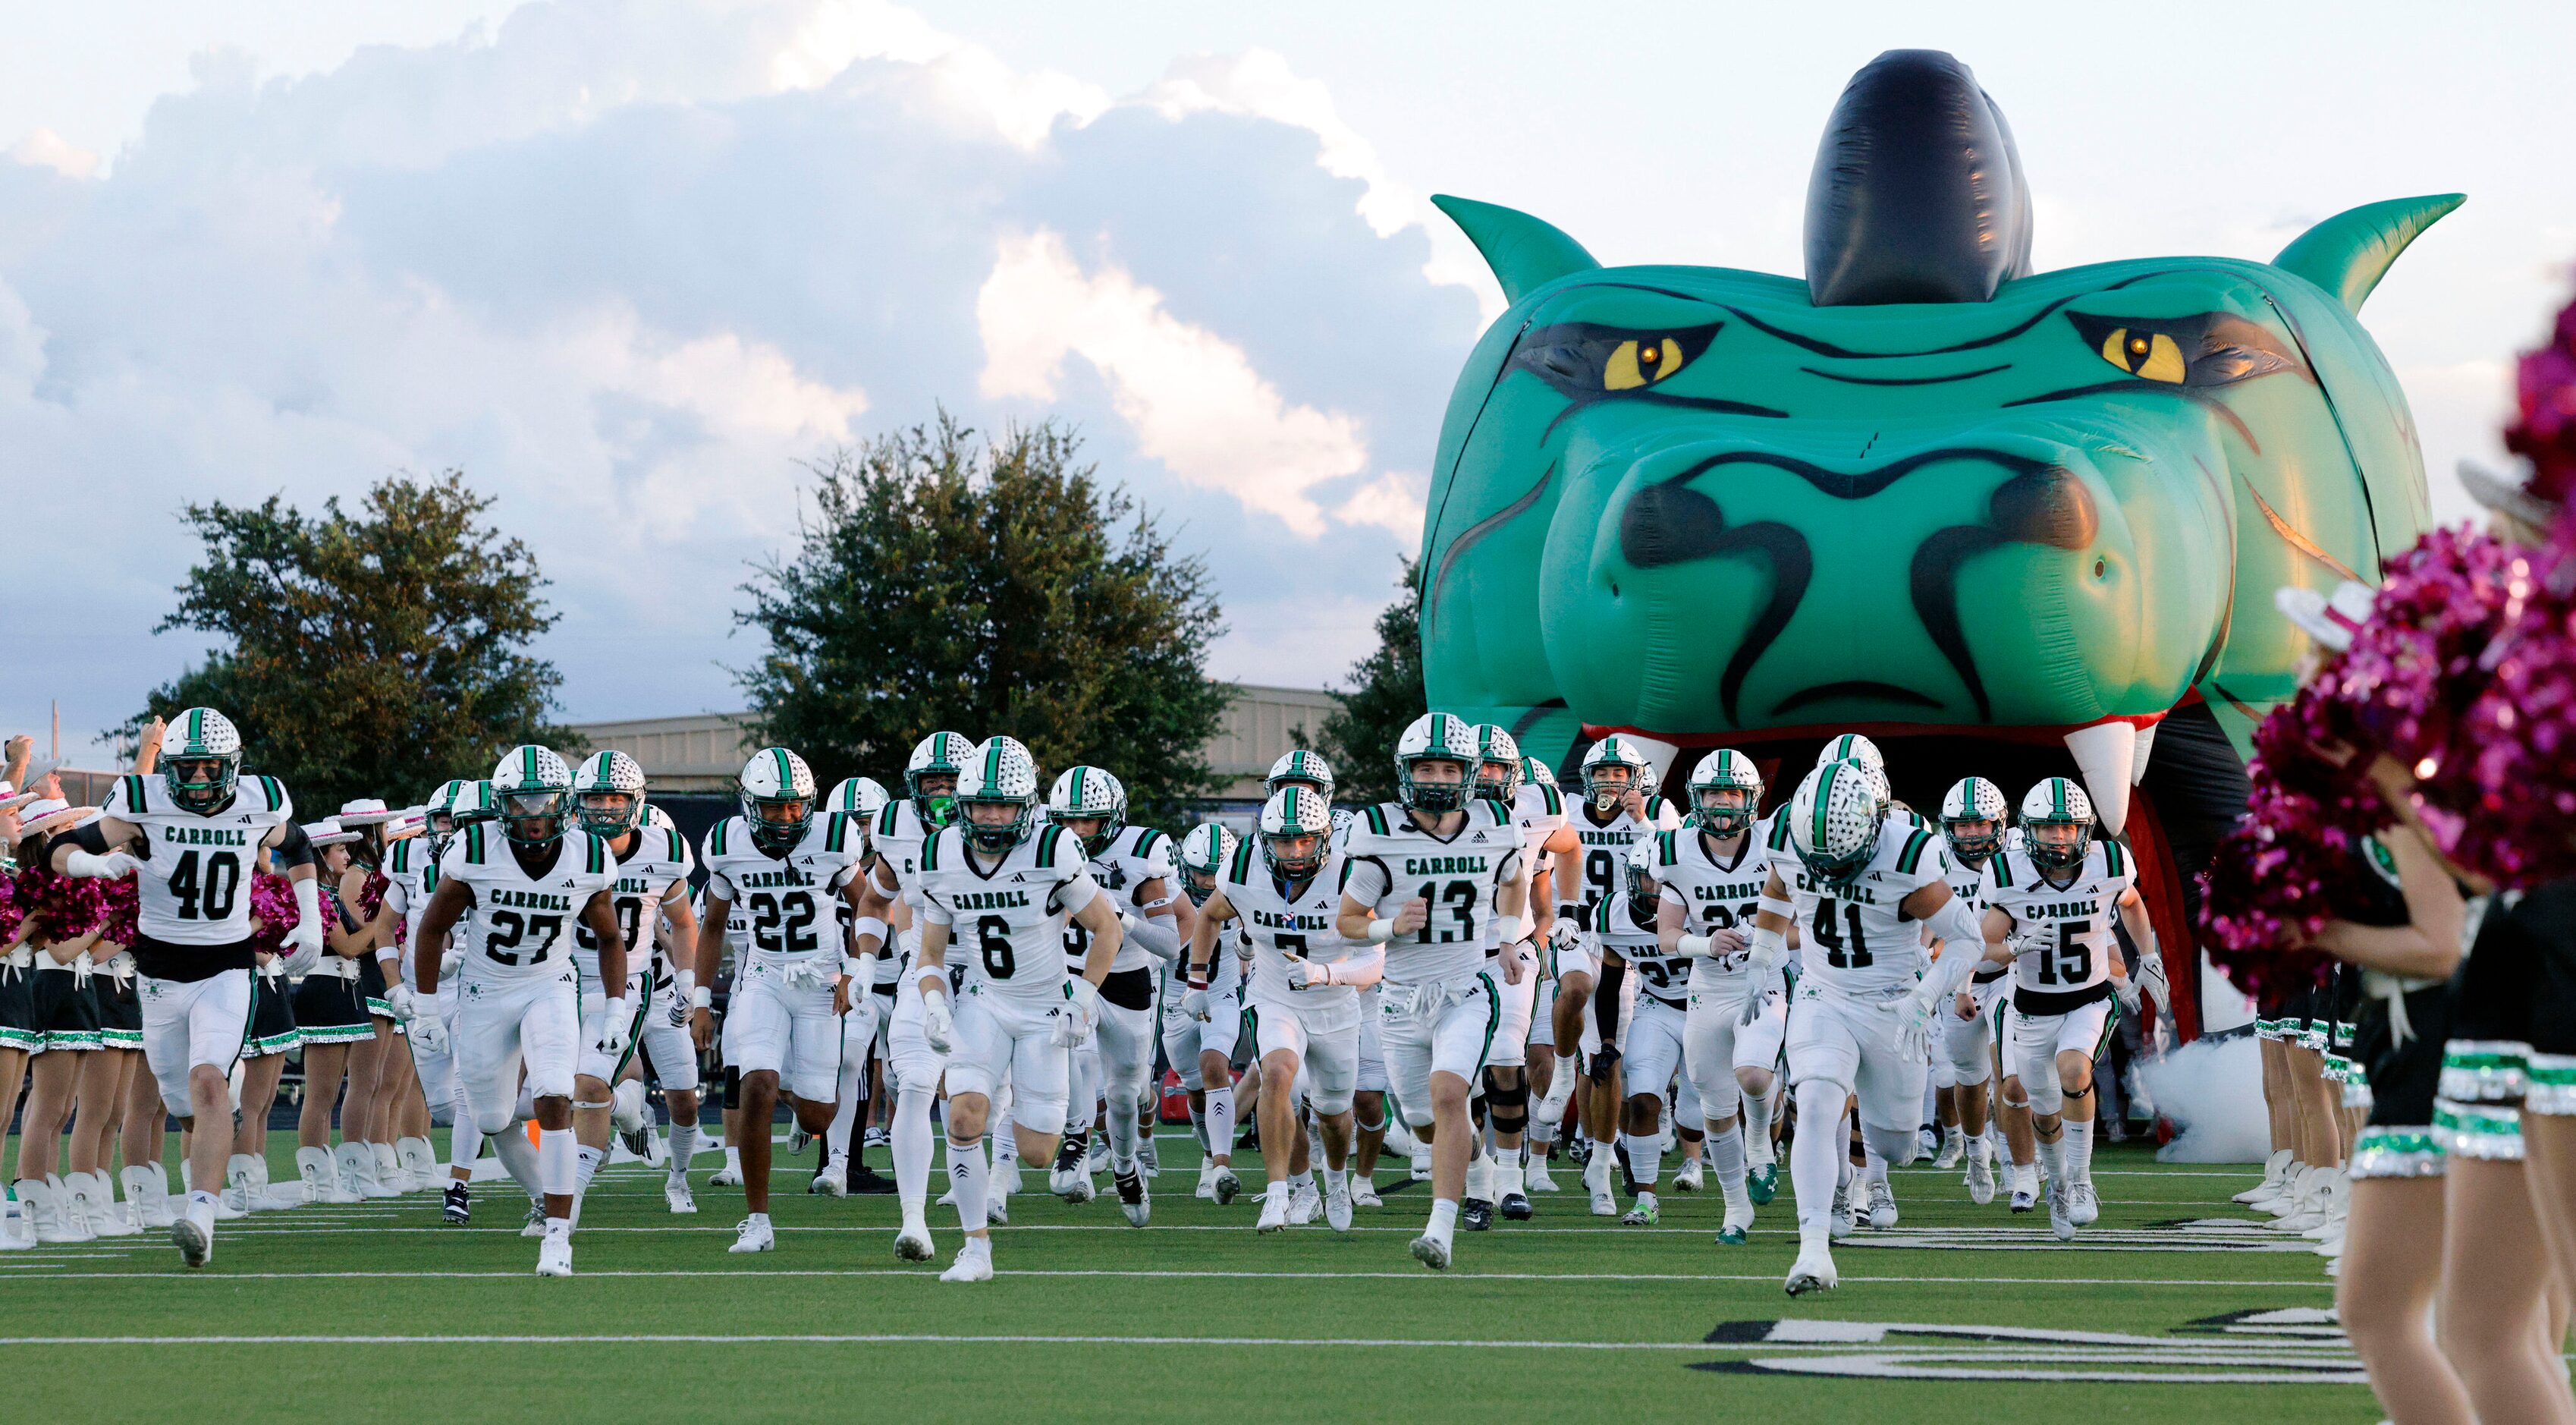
[
  {"x1": 1306, "y1": 558, "x2": 1425, "y2": 807},
  {"x1": 127, "y1": 472, "x2": 577, "y2": 812},
  {"x1": 737, "y1": 414, "x2": 1231, "y2": 827}
]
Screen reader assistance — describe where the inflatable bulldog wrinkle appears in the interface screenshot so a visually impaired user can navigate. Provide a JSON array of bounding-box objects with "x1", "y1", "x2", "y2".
[{"x1": 1421, "y1": 49, "x2": 2458, "y2": 1037}]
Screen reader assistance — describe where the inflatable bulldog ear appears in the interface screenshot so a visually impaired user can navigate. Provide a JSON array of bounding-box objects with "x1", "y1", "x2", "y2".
[
  {"x1": 1433, "y1": 195, "x2": 1599, "y2": 304},
  {"x1": 1805, "y1": 49, "x2": 2031, "y2": 306},
  {"x1": 2272, "y1": 194, "x2": 2464, "y2": 313}
]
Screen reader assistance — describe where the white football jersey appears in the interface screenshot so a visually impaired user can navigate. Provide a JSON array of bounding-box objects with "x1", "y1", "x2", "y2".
[
  {"x1": 1337, "y1": 799, "x2": 1524, "y2": 989},
  {"x1": 870, "y1": 800, "x2": 941, "y2": 964},
  {"x1": 1985, "y1": 839, "x2": 2136, "y2": 1008},
  {"x1": 381, "y1": 834, "x2": 473, "y2": 977},
  {"x1": 1651, "y1": 824, "x2": 1771, "y2": 989},
  {"x1": 99, "y1": 770, "x2": 294, "y2": 951},
  {"x1": 1507, "y1": 779, "x2": 1568, "y2": 939},
  {"x1": 919, "y1": 822, "x2": 1101, "y2": 1008},
  {"x1": 1767, "y1": 813, "x2": 1949, "y2": 998},
  {"x1": 1067, "y1": 824, "x2": 1177, "y2": 975},
  {"x1": 1589, "y1": 887, "x2": 1673, "y2": 1002},
  {"x1": 702, "y1": 813, "x2": 865, "y2": 967},
  {"x1": 1222, "y1": 838, "x2": 1356, "y2": 1015},
  {"x1": 438, "y1": 823, "x2": 618, "y2": 982},
  {"x1": 1553, "y1": 793, "x2": 1680, "y2": 931},
  {"x1": 572, "y1": 824, "x2": 695, "y2": 981}
]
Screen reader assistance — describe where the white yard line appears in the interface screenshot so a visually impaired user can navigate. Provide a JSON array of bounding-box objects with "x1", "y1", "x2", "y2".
[{"x1": 0, "y1": 1266, "x2": 2336, "y2": 1288}]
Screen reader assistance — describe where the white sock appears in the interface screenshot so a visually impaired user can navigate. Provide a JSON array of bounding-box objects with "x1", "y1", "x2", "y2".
[
  {"x1": 1968, "y1": 1133, "x2": 1992, "y2": 1168},
  {"x1": 1324, "y1": 1165, "x2": 1347, "y2": 1193},
  {"x1": 537, "y1": 1128, "x2": 577, "y2": 1200},
  {"x1": 723, "y1": 1146, "x2": 742, "y2": 1175},
  {"x1": 1496, "y1": 1157, "x2": 1525, "y2": 1196},
  {"x1": 2037, "y1": 1133, "x2": 2066, "y2": 1184},
  {"x1": 1427, "y1": 1197, "x2": 1459, "y2": 1242},
  {"x1": 894, "y1": 1088, "x2": 936, "y2": 1212},
  {"x1": 1106, "y1": 1086, "x2": 1142, "y2": 1172},
  {"x1": 827, "y1": 1052, "x2": 866, "y2": 1162},
  {"x1": 1742, "y1": 1089, "x2": 1775, "y2": 1168},
  {"x1": 668, "y1": 1119, "x2": 699, "y2": 1177},
  {"x1": 946, "y1": 1133, "x2": 988, "y2": 1232},
  {"x1": 573, "y1": 1145, "x2": 605, "y2": 1197},
  {"x1": 1553, "y1": 1052, "x2": 1578, "y2": 1090},
  {"x1": 1943, "y1": 1124, "x2": 1965, "y2": 1148},
  {"x1": 2066, "y1": 1119, "x2": 2095, "y2": 1184},
  {"x1": 492, "y1": 1131, "x2": 543, "y2": 1200},
  {"x1": 1267, "y1": 1179, "x2": 1292, "y2": 1206},
  {"x1": 1205, "y1": 1090, "x2": 1235, "y2": 1166},
  {"x1": 1623, "y1": 1134, "x2": 1663, "y2": 1189},
  {"x1": 1707, "y1": 1124, "x2": 1747, "y2": 1197},
  {"x1": 1789, "y1": 1081, "x2": 1846, "y2": 1236},
  {"x1": 1465, "y1": 1149, "x2": 1494, "y2": 1200}
]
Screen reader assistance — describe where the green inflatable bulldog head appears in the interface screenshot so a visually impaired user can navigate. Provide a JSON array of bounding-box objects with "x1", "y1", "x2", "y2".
[{"x1": 1422, "y1": 49, "x2": 2455, "y2": 835}]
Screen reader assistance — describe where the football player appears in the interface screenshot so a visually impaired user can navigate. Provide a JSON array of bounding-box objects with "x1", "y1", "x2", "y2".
[
  {"x1": 1467, "y1": 724, "x2": 1553, "y2": 1225},
  {"x1": 1335, "y1": 712, "x2": 1532, "y2": 1271},
  {"x1": 1268, "y1": 753, "x2": 1391, "y2": 1205},
  {"x1": 558, "y1": 752, "x2": 700, "y2": 1217},
  {"x1": 381, "y1": 779, "x2": 492, "y2": 1223},
  {"x1": 1191, "y1": 788, "x2": 1373, "y2": 1233},
  {"x1": 1588, "y1": 840, "x2": 1686, "y2": 1226},
  {"x1": 912, "y1": 738, "x2": 1125, "y2": 1282},
  {"x1": 1749, "y1": 760, "x2": 1993, "y2": 1295},
  {"x1": 1934, "y1": 776, "x2": 2011, "y2": 1205},
  {"x1": 1648, "y1": 748, "x2": 1773, "y2": 1242},
  {"x1": 1166, "y1": 823, "x2": 1249, "y2": 1203},
  {"x1": 53, "y1": 706, "x2": 325, "y2": 1268},
  {"x1": 819, "y1": 775, "x2": 893, "y2": 1194},
  {"x1": 690, "y1": 748, "x2": 868, "y2": 1255},
  {"x1": 849, "y1": 731, "x2": 972, "y2": 1260},
  {"x1": 412, "y1": 746, "x2": 628, "y2": 1276},
  {"x1": 1981, "y1": 779, "x2": 2150, "y2": 1240},
  {"x1": 1046, "y1": 766, "x2": 1189, "y2": 1224},
  {"x1": 1541, "y1": 735, "x2": 1680, "y2": 1211}
]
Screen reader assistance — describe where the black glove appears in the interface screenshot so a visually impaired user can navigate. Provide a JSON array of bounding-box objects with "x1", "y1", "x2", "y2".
[{"x1": 1588, "y1": 1044, "x2": 1621, "y2": 1081}]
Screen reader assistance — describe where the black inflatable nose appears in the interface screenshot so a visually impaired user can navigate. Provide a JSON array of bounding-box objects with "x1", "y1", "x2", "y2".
[{"x1": 1805, "y1": 49, "x2": 2032, "y2": 307}]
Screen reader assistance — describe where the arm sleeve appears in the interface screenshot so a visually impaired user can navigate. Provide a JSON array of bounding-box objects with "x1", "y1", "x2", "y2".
[
  {"x1": 272, "y1": 819, "x2": 316, "y2": 869},
  {"x1": 1919, "y1": 895, "x2": 1990, "y2": 1000},
  {"x1": 1592, "y1": 957, "x2": 1627, "y2": 1045},
  {"x1": 1123, "y1": 913, "x2": 1182, "y2": 961},
  {"x1": 1324, "y1": 945, "x2": 1384, "y2": 989}
]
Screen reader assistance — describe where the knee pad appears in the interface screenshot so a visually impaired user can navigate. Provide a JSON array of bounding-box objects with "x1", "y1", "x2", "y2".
[
  {"x1": 2024, "y1": 1074, "x2": 2064, "y2": 1116},
  {"x1": 1862, "y1": 1122, "x2": 1920, "y2": 1169},
  {"x1": 473, "y1": 1103, "x2": 517, "y2": 1137},
  {"x1": 1483, "y1": 1074, "x2": 1529, "y2": 1134}
]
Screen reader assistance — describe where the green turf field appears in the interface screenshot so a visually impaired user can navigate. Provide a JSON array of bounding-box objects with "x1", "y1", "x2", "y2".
[{"x1": 2, "y1": 1134, "x2": 2369, "y2": 1422}]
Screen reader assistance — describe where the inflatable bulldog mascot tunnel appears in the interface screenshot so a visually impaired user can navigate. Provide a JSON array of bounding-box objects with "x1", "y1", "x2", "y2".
[{"x1": 1418, "y1": 49, "x2": 2459, "y2": 1036}]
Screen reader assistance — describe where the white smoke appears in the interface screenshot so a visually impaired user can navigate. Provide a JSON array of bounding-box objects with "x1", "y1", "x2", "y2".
[{"x1": 2141, "y1": 1033, "x2": 2272, "y2": 1163}]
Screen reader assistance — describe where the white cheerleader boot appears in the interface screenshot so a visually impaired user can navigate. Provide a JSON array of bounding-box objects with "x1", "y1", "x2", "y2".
[
  {"x1": 69, "y1": 1172, "x2": 137, "y2": 1236},
  {"x1": 300, "y1": 1146, "x2": 360, "y2": 1204},
  {"x1": 123, "y1": 1163, "x2": 178, "y2": 1228},
  {"x1": 335, "y1": 1141, "x2": 379, "y2": 1200},
  {"x1": 19, "y1": 1178, "x2": 91, "y2": 1244},
  {"x1": 369, "y1": 1142, "x2": 407, "y2": 1197}
]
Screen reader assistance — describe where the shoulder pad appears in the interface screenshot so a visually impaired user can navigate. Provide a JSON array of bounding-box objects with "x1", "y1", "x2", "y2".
[
  {"x1": 1478, "y1": 796, "x2": 1511, "y2": 824},
  {"x1": 1647, "y1": 794, "x2": 1673, "y2": 820},
  {"x1": 921, "y1": 829, "x2": 943, "y2": 872},
  {"x1": 1766, "y1": 816, "x2": 1793, "y2": 851},
  {"x1": 1364, "y1": 805, "x2": 1390, "y2": 838},
  {"x1": 876, "y1": 801, "x2": 903, "y2": 838},
  {"x1": 1036, "y1": 823, "x2": 1064, "y2": 868},
  {"x1": 825, "y1": 812, "x2": 852, "y2": 855},
  {"x1": 259, "y1": 775, "x2": 288, "y2": 814},
  {"x1": 1132, "y1": 826, "x2": 1165, "y2": 860},
  {"x1": 118, "y1": 774, "x2": 147, "y2": 817},
  {"x1": 1591, "y1": 898, "x2": 1611, "y2": 934},
  {"x1": 1989, "y1": 851, "x2": 2015, "y2": 889},
  {"x1": 1540, "y1": 783, "x2": 1563, "y2": 815},
  {"x1": 666, "y1": 828, "x2": 687, "y2": 863},
  {"x1": 1896, "y1": 828, "x2": 1935, "y2": 876},
  {"x1": 388, "y1": 839, "x2": 411, "y2": 873},
  {"x1": 1226, "y1": 837, "x2": 1255, "y2": 886},
  {"x1": 587, "y1": 834, "x2": 608, "y2": 876}
]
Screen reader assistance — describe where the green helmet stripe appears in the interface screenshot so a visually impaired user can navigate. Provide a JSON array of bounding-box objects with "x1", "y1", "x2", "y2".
[
  {"x1": 1812, "y1": 763, "x2": 1836, "y2": 848},
  {"x1": 2053, "y1": 779, "x2": 2067, "y2": 817}
]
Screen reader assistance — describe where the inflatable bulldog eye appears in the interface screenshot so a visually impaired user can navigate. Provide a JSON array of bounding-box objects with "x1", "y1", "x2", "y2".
[
  {"x1": 2062, "y1": 312, "x2": 2311, "y2": 392},
  {"x1": 1513, "y1": 322, "x2": 1720, "y2": 398},
  {"x1": 2097, "y1": 328, "x2": 2187, "y2": 384}
]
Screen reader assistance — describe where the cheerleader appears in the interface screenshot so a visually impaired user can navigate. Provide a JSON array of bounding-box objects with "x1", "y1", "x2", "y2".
[
  {"x1": 8, "y1": 798, "x2": 109, "y2": 1241},
  {"x1": 61, "y1": 869, "x2": 146, "y2": 1235},
  {"x1": 0, "y1": 793, "x2": 44, "y2": 1247},
  {"x1": 290, "y1": 820, "x2": 382, "y2": 1201},
  {"x1": 338, "y1": 801, "x2": 417, "y2": 1194}
]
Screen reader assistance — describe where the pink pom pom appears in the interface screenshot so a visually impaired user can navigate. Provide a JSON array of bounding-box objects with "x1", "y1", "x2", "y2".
[
  {"x1": 248, "y1": 871, "x2": 300, "y2": 956},
  {"x1": 94, "y1": 879, "x2": 139, "y2": 947},
  {"x1": 2505, "y1": 294, "x2": 2576, "y2": 506}
]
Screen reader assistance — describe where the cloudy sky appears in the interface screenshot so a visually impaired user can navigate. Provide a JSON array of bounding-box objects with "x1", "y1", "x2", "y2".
[{"x1": 5, "y1": 0, "x2": 2571, "y2": 763}]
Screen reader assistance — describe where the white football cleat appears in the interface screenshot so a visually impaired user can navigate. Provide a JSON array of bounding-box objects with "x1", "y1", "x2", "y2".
[
  {"x1": 1211, "y1": 1166, "x2": 1240, "y2": 1206},
  {"x1": 170, "y1": 1207, "x2": 213, "y2": 1269},
  {"x1": 1195, "y1": 1165, "x2": 1220, "y2": 1201},
  {"x1": 710, "y1": 1162, "x2": 743, "y2": 1188},
  {"x1": 985, "y1": 1197, "x2": 1009, "y2": 1227},
  {"x1": 2068, "y1": 1181, "x2": 2100, "y2": 1227},
  {"x1": 1525, "y1": 1156, "x2": 1560, "y2": 1193},
  {"x1": 1933, "y1": 1131, "x2": 1965, "y2": 1169},
  {"x1": 1409, "y1": 1232, "x2": 1451, "y2": 1271},
  {"x1": 1256, "y1": 1191, "x2": 1291, "y2": 1234},
  {"x1": 1828, "y1": 1178, "x2": 1854, "y2": 1239},
  {"x1": 1324, "y1": 1175, "x2": 1353, "y2": 1232},
  {"x1": 1409, "y1": 1151, "x2": 1434, "y2": 1183},
  {"x1": 811, "y1": 1158, "x2": 849, "y2": 1197},
  {"x1": 1349, "y1": 1176, "x2": 1382, "y2": 1209},
  {"x1": 1866, "y1": 1180, "x2": 1899, "y2": 1229},
  {"x1": 1289, "y1": 1182, "x2": 1322, "y2": 1225},
  {"x1": 1671, "y1": 1159, "x2": 1704, "y2": 1194},
  {"x1": 1784, "y1": 1243, "x2": 1837, "y2": 1296},
  {"x1": 2048, "y1": 1182, "x2": 2077, "y2": 1241},
  {"x1": 730, "y1": 1216, "x2": 775, "y2": 1254},
  {"x1": 994, "y1": 1155, "x2": 1024, "y2": 1197},
  {"x1": 520, "y1": 1200, "x2": 547, "y2": 1238},
  {"x1": 664, "y1": 1175, "x2": 698, "y2": 1215},
  {"x1": 1965, "y1": 1150, "x2": 1996, "y2": 1206},
  {"x1": 535, "y1": 1234, "x2": 573, "y2": 1277},
  {"x1": 940, "y1": 1238, "x2": 994, "y2": 1283},
  {"x1": 894, "y1": 1216, "x2": 935, "y2": 1263}
]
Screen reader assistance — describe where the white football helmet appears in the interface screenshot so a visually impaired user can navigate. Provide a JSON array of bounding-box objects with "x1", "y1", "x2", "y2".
[
  {"x1": 1393, "y1": 712, "x2": 1481, "y2": 814},
  {"x1": 164, "y1": 706, "x2": 244, "y2": 813},
  {"x1": 1685, "y1": 748, "x2": 1764, "y2": 837},
  {"x1": 1519, "y1": 755, "x2": 1556, "y2": 797},
  {"x1": 1258, "y1": 786, "x2": 1334, "y2": 879},
  {"x1": 491, "y1": 745, "x2": 575, "y2": 846},
  {"x1": 423, "y1": 778, "x2": 475, "y2": 854},
  {"x1": 1939, "y1": 777, "x2": 2009, "y2": 864},
  {"x1": 1046, "y1": 765, "x2": 1128, "y2": 857},
  {"x1": 740, "y1": 747, "x2": 818, "y2": 854},
  {"x1": 1264, "y1": 749, "x2": 1336, "y2": 804},
  {"x1": 1473, "y1": 725, "x2": 1523, "y2": 802},
  {"x1": 1579, "y1": 735, "x2": 1651, "y2": 812},
  {"x1": 825, "y1": 775, "x2": 890, "y2": 820},
  {"x1": 1817, "y1": 732, "x2": 1884, "y2": 772},
  {"x1": 904, "y1": 731, "x2": 975, "y2": 827},
  {"x1": 1623, "y1": 836, "x2": 1662, "y2": 924},
  {"x1": 1787, "y1": 761, "x2": 1883, "y2": 889},
  {"x1": 1176, "y1": 821, "x2": 1241, "y2": 906},
  {"x1": 572, "y1": 750, "x2": 649, "y2": 837},
  {"x1": 2019, "y1": 777, "x2": 2097, "y2": 875},
  {"x1": 645, "y1": 804, "x2": 676, "y2": 831},
  {"x1": 957, "y1": 737, "x2": 1041, "y2": 853}
]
